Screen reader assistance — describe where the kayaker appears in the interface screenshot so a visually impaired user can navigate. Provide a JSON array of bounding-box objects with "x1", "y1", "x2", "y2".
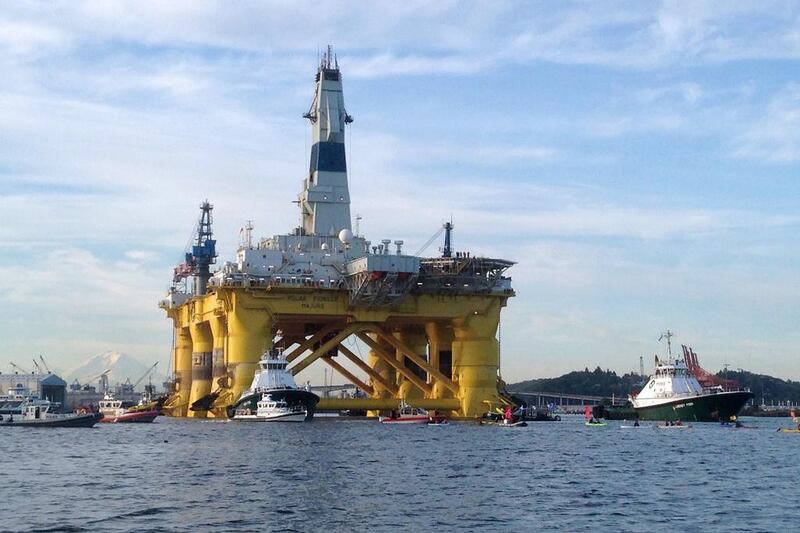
[{"x1": 633, "y1": 420, "x2": 640, "y2": 427}]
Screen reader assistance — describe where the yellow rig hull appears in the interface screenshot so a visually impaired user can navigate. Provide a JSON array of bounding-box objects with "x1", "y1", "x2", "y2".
[{"x1": 162, "y1": 286, "x2": 512, "y2": 419}]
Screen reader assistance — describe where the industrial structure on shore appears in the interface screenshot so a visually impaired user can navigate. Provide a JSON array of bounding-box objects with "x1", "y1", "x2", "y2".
[{"x1": 159, "y1": 47, "x2": 515, "y2": 419}]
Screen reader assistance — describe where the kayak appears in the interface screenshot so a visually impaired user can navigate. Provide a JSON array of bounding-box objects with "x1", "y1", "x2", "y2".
[
  {"x1": 620, "y1": 424, "x2": 647, "y2": 429},
  {"x1": 499, "y1": 420, "x2": 528, "y2": 427},
  {"x1": 778, "y1": 428, "x2": 800, "y2": 433},
  {"x1": 657, "y1": 424, "x2": 690, "y2": 429},
  {"x1": 585, "y1": 422, "x2": 607, "y2": 427}
]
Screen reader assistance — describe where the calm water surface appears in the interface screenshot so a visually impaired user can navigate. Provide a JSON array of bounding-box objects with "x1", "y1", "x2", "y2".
[{"x1": 1, "y1": 415, "x2": 796, "y2": 532}]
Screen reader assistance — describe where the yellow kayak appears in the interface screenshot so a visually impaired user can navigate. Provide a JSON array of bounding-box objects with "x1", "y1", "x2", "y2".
[{"x1": 778, "y1": 428, "x2": 800, "y2": 433}]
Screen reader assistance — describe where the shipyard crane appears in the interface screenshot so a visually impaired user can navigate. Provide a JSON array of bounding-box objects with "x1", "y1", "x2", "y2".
[
  {"x1": 84, "y1": 369, "x2": 112, "y2": 395},
  {"x1": 131, "y1": 362, "x2": 159, "y2": 390},
  {"x1": 39, "y1": 355, "x2": 52, "y2": 374},
  {"x1": 31, "y1": 359, "x2": 44, "y2": 374},
  {"x1": 9, "y1": 362, "x2": 32, "y2": 374}
]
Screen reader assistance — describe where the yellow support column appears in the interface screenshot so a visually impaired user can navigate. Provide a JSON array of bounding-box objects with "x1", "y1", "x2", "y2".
[
  {"x1": 227, "y1": 301, "x2": 271, "y2": 401},
  {"x1": 207, "y1": 314, "x2": 227, "y2": 418},
  {"x1": 173, "y1": 326, "x2": 193, "y2": 417},
  {"x1": 452, "y1": 304, "x2": 502, "y2": 417},
  {"x1": 425, "y1": 321, "x2": 454, "y2": 401},
  {"x1": 366, "y1": 334, "x2": 396, "y2": 416},
  {"x1": 188, "y1": 321, "x2": 213, "y2": 418}
]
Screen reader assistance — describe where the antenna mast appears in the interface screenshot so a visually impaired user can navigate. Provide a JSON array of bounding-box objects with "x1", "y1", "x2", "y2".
[{"x1": 658, "y1": 330, "x2": 675, "y2": 357}]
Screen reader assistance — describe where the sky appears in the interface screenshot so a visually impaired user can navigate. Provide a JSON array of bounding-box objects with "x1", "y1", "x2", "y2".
[{"x1": 0, "y1": 1, "x2": 798, "y2": 384}]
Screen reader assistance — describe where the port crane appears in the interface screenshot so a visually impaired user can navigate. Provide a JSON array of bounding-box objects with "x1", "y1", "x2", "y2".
[
  {"x1": 83, "y1": 369, "x2": 112, "y2": 395},
  {"x1": 131, "y1": 362, "x2": 159, "y2": 391},
  {"x1": 39, "y1": 355, "x2": 52, "y2": 374},
  {"x1": 9, "y1": 362, "x2": 32, "y2": 374}
]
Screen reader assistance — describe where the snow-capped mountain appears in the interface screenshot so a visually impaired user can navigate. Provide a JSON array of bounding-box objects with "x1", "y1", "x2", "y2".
[{"x1": 64, "y1": 351, "x2": 166, "y2": 390}]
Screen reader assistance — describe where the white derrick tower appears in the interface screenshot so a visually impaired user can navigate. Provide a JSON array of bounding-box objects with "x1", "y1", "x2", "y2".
[{"x1": 299, "y1": 45, "x2": 354, "y2": 237}]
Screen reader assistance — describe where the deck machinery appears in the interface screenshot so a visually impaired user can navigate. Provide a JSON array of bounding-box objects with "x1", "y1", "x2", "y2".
[{"x1": 159, "y1": 47, "x2": 515, "y2": 419}]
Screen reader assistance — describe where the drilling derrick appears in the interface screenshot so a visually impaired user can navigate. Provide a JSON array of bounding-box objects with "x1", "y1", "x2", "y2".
[{"x1": 159, "y1": 47, "x2": 515, "y2": 419}]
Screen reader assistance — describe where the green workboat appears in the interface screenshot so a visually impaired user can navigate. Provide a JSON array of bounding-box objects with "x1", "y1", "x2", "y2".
[{"x1": 631, "y1": 334, "x2": 753, "y2": 422}]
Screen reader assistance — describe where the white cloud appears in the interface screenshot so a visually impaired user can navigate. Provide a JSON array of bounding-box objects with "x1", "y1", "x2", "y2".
[
  {"x1": 0, "y1": 20, "x2": 70, "y2": 56},
  {"x1": 733, "y1": 83, "x2": 800, "y2": 162}
]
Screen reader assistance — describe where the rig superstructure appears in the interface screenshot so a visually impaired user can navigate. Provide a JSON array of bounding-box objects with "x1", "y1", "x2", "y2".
[{"x1": 159, "y1": 47, "x2": 515, "y2": 418}]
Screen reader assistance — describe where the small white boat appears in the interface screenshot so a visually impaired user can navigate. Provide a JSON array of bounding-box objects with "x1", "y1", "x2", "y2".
[
  {"x1": 656, "y1": 423, "x2": 691, "y2": 429},
  {"x1": 234, "y1": 394, "x2": 308, "y2": 422},
  {"x1": 380, "y1": 405, "x2": 429, "y2": 424}
]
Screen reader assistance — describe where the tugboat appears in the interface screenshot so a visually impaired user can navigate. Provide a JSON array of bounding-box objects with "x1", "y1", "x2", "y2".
[
  {"x1": 98, "y1": 394, "x2": 160, "y2": 423},
  {"x1": 229, "y1": 348, "x2": 320, "y2": 421},
  {"x1": 631, "y1": 331, "x2": 753, "y2": 422},
  {"x1": 0, "y1": 400, "x2": 103, "y2": 428}
]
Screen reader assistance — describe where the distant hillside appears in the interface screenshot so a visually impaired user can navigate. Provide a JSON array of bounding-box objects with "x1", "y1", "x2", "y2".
[
  {"x1": 508, "y1": 367, "x2": 644, "y2": 399},
  {"x1": 64, "y1": 351, "x2": 165, "y2": 390},
  {"x1": 508, "y1": 366, "x2": 800, "y2": 404},
  {"x1": 721, "y1": 370, "x2": 800, "y2": 405}
]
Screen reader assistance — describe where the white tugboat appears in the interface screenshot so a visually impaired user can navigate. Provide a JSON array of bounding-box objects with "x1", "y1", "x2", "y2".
[
  {"x1": 229, "y1": 349, "x2": 320, "y2": 422},
  {"x1": 631, "y1": 331, "x2": 753, "y2": 422}
]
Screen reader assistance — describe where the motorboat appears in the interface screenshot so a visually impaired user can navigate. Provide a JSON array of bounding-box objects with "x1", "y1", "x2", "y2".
[
  {"x1": 98, "y1": 394, "x2": 159, "y2": 423},
  {"x1": 0, "y1": 400, "x2": 103, "y2": 428},
  {"x1": 232, "y1": 394, "x2": 308, "y2": 422},
  {"x1": 379, "y1": 404, "x2": 430, "y2": 424}
]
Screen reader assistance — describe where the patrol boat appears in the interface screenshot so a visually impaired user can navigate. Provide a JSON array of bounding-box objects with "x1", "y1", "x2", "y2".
[
  {"x1": 631, "y1": 332, "x2": 753, "y2": 422},
  {"x1": 0, "y1": 400, "x2": 103, "y2": 428},
  {"x1": 229, "y1": 348, "x2": 320, "y2": 421}
]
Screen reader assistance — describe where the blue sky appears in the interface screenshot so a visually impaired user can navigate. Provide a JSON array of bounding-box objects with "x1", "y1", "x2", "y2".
[{"x1": 0, "y1": 1, "x2": 798, "y2": 382}]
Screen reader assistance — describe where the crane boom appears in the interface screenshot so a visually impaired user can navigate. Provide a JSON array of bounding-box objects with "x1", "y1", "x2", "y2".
[
  {"x1": 132, "y1": 362, "x2": 159, "y2": 389},
  {"x1": 84, "y1": 368, "x2": 112, "y2": 382},
  {"x1": 9, "y1": 362, "x2": 31, "y2": 374},
  {"x1": 39, "y1": 355, "x2": 51, "y2": 373}
]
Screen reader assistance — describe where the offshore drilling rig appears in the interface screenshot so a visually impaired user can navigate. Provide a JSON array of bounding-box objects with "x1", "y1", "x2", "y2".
[{"x1": 159, "y1": 47, "x2": 515, "y2": 418}]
